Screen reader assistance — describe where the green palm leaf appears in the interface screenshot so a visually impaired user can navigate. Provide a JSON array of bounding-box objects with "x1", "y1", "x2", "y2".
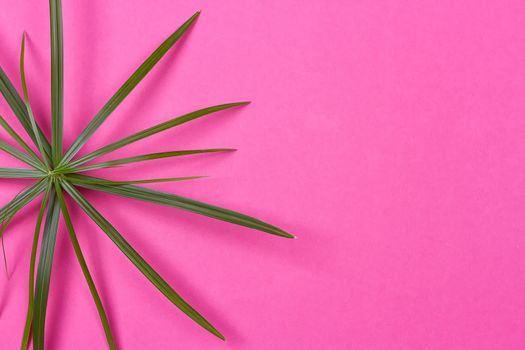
[
  {"x1": 61, "y1": 180, "x2": 225, "y2": 340},
  {"x1": 0, "y1": 115, "x2": 44, "y2": 167},
  {"x1": 61, "y1": 148, "x2": 235, "y2": 173},
  {"x1": 59, "y1": 11, "x2": 201, "y2": 166},
  {"x1": 55, "y1": 183, "x2": 116, "y2": 349},
  {"x1": 21, "y1": 183, "x2": 52, "y2": 350},
  {"x1": 67, "y1": 174, "x2": 294, "y2": 238},
  {"x1": 0, "y1": 168, "x2": 43, "y2": 178},
  {"x1": 0, "y1": 139, "x2": 46, "y2": 171},
  {"x1": 62, "y1": 102, "x2": 248, "y2": 169},
  {"x1": 0, "y1": 66, "x2": 51, "y2": 155},
  {"x1": 0, "y1": 180, "x2": 47, "y2": 223},
  {"x1": 50, "y1": 0, "x2": 64, "y2": 165},
  {"x1": 20, "y1": 33, "x2": 52, "y2": 167},
  {"x1": 32, "y1": 190, "x2": 61, "y2": 350},
  {"x1": 0, "y1": 217, "x2": 13, "y2": 240},
  {"x1": 68, "y1": 175, "x2": 205, "y2": 186}
]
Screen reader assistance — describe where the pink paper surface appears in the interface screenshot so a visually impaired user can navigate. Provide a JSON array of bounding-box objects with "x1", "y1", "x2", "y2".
[{"x1": 1, "y1": 1, "x2": 525, "y2": 349}]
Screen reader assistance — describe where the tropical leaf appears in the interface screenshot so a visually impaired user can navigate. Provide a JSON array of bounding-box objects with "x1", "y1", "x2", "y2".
[
  {"x1": 61, "y1": 180, "x2": 225, "y2": 340},
  {"x1": 63, "y1": 102, "x2": 248, "y2": 169},
  {"x1": 0, "y1": 217, "x2": 13, "y2": 240},
  {"x1": 20, "y1": 33, "x2": 52, "y2": 167},
  {"x1": 0, "y1": 180, "x2": 47, "y2": 223},
  {"x1": 0, "y1": 167, "x2": 43, "y2": 178},
  {"x1": 61, "y1": 148, "x2": 235, "y2": 173},
  {"x1": 0, "y1": 66, "x2": 51, "y2": 155},
  {"x1": 50, "y1": 0, "x2": 64, "y2": 165},
  {"x1": 68, "y1": 175, "x2": 205, "y2": 186},
  {"x1": 0, "y1": 114, "x2": 44, "y2": 166},
  {"x1": 59, "y1": 11, "x2": 201, "y2": 166},
  {"x1": 32, "y1": 190, "x2": 61, "y2": 350},
  {"x1": 21, "y1": 183, "x2": 52, "y2": 350},
  {"x1": 55, "y1": 183, "x2": 116, "y2": 349},
  {"x1": 0, "y1": 139, "x2": 46, "y2": 171},
  {"x1": 67, "y1": 174, "x2": 294, "y2": 238}
]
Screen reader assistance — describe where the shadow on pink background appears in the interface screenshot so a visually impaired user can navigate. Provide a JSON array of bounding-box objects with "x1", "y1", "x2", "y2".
[{"x1": 1, "y1": 0, "x2": 525, "y2": 349}]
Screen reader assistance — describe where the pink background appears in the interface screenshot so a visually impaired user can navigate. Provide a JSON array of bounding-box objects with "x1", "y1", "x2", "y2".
[{"x1": 1, "y1": 0, "x2": 525, "y2": 349}]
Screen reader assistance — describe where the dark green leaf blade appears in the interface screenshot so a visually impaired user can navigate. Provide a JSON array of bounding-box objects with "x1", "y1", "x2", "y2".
[
  {"x1": 67, "y1": 175, "x2": 205, "y2": 186},
  {"x1": 0, "y1": 66, "x2": 51, "y2": 155},
  {"x1": 0, "y1": 217, "x2": 13, "y2": 240},
  {"x1": 32, "y1": 189, "x2": 61, "y2": 350},
  {"x1": 61, "y1": 180, "x2": 225, "y2": 340},
  {"x1": 63, "y1": 102, "x2": 248, "y2": 169},
  {"x1": 0, "y1": 180, "x2": 47, "y2": 223},
  {"x1": 20, "y1": 33, "x2": 52, "y2": 167},
  {"x1": 21, "y1": 182, "x2": 52, "y2": 350},
  {"x1": 61, "y1": 148, "x2": 235, "y2": 173},
  {"x1": 68, "y1": 174, "x2": 294, "y2": 239},
  {"x1": 54, "y1": 182, "x2": 116, "y2": 349},
  {"x1": 50, "y1": 0, "x2": 64, "y2": 165},
  {"x1": 0, "y1": 114, "x2": 44, "y2": 167},
  {"x1": 0, "y1": 168, "x2": 44, "y2": 179},
  {"x1": 60, "y1": 11, "x2": 201, "y2": 166},
  {"x1": 0, "y1": 139, "x2": 46, "y2": 171}
]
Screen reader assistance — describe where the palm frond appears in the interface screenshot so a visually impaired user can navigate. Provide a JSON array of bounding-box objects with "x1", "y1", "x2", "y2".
[{"x1": 0, "y1": 5, "x2": 293, "y2": 347}]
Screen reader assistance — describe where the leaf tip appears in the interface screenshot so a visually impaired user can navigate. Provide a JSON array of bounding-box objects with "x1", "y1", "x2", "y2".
[
  {"x1": 192, "y1": 10, "x2": 202, "y2": 20},
  {"x1": 278, "y1": 230, "x2": 296, "y2": 239}
]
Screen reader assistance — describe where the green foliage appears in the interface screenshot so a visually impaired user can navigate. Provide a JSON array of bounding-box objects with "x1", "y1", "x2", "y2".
[{"x1": 0, "y1": 3, "x2": 293, "y2": 349}]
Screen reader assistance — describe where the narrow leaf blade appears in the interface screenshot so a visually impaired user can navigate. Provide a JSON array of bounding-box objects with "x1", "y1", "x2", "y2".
[
  {"x1": 0, "y1": 139, "x2": 46, "y2": 171},
  {"x1": 21, "y1": 183, "x2": 52, "y2": 350},
  {"x1": 0, "y1": 167, "x2": 44, "y2": 179},
  {"x1": 60, "y1": 11, "x2": 201, "y2": 165},
  {"x1": 20, "y1": 33, "x2": 52, "y2": 167},
  {"x1": 50, "y1": 0, "x2": 64, "y2": 164},
  {"x1": 61, "y1": 180, "x2": 225, "y2": 340},
  {"x1": 62, "y1": 148, "x2": 235, "y2": 173},
  {"x1": 66, "y1": 102, "x2": 248, "y2": 168},
  {"x1": 55, "y1": 183, "x2": 116, "y2": 349},
  {"x1": 68, "y1": 174, "x2": 294, "y2": 238},
  {"x1": 0, "y1": 180, "x2": 47, "y2": 223},
  {"x1": 67, "y1": 175, "x2": 205, "y2": 186},
  {"x1": 32, "y1": 190, "x2": 61, "y2": 350},
  {"x1": 0, "y1": 66, "x2": 51, "y2": 155},
  {"x1": 0, "y1": 114, "x2": 44, "y2": 167}
]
